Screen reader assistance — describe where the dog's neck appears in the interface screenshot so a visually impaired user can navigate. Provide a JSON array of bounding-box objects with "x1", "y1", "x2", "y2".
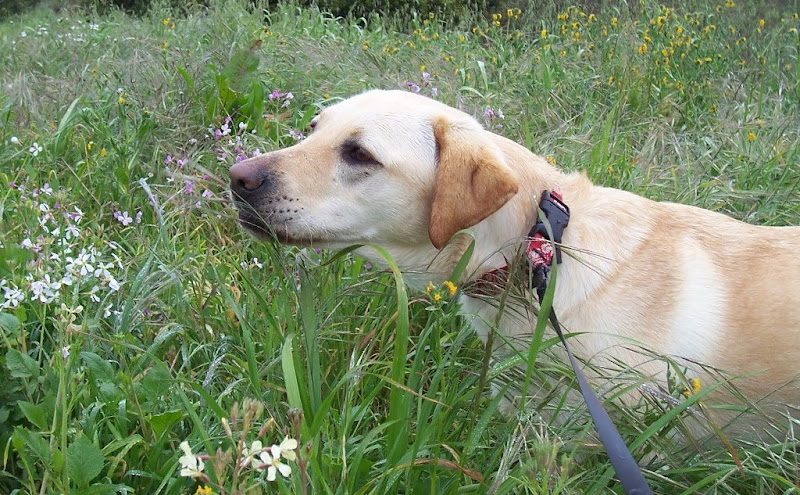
[
  {"x1": 407, "y1": 172, "x2": 652, "y2": 313},
  {"x1": 363, "y1": 150, "x2": 652, "y2": 307}
]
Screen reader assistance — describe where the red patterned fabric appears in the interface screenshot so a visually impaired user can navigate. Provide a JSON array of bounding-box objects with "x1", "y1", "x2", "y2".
[{"x1": 463, "y1": 190, "x2": 566, "y2": 297}]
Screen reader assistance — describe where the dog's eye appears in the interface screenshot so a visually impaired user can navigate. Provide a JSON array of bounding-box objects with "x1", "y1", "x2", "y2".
[
  {"x1": 350, "y1": 147, "x2": 373, "y2": 162},
  {"x1": 344, "y1": 144, "x2": 379, "y2": 166}
]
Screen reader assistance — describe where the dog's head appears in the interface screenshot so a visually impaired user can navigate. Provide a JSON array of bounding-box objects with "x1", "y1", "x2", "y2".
[{"x1": 229, "y1": 90, "x2": 519, "y2": 250}]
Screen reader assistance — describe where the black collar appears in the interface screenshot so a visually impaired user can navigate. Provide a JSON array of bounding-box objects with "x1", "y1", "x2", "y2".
[{"x1": 464, "y1": 190, "x2": 570, "y2": 296}]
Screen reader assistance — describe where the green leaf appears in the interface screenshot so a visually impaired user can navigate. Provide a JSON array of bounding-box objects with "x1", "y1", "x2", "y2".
[
  {"x1": 177, "y1": 66, "x2": 195, "y2": 92},
  {"x1": 81, "y1": 352, "x2": 114, "y2": 381},
  {"x1": 85, "y1": 483, "x2": 119, "y2": 495},
  {"x1": 17, "y1": 400, "x2": 47, "y2": 430},
  {"x1": 281, "y1": 334, "x2": 303, "y2": 411},
  {"x1": 0, "y1": 312, "x2": 21, "y2": 337},
  {"x1": 5, "y1": 348, "x2": 39, "y2": 378},
  {"x1": 221, "y1": 43, "x2": 261, "y2": 95},
  {"x1": 13, "y1": 427, "x2": 51, "y2": 466},
  {"x1": 67, "y1": 436, "x2": 105, "y2": 488},
  {"x1": 147, "y1": 410, "x2": 182, "y2": 438},
  {"x1": 139, "y1": 362, "x2": 172, "y2": 401}
]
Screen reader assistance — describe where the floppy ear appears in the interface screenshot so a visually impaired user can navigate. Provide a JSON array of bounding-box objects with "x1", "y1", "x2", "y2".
[{"x1": 428, "y1": 117, "x2": 519, "y2": 249}]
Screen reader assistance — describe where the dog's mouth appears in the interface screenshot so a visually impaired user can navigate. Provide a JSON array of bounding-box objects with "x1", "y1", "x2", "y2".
[
  {"x1": 236, "y1": 212, "x2": 271, "y2": 237},
  {"x1": 235, "y1": 207, "x2": 320, "y2": 246}
]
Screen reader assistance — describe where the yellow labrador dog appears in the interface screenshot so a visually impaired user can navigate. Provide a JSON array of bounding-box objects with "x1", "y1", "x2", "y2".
[{"x1": 230, "y1": 89, "x2": 800, "y2": 437}]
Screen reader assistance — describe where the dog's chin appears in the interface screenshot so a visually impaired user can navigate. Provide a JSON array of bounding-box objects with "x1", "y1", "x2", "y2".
[{"x1": 237, "y1": 214, "x2": 331, "y2": 248}]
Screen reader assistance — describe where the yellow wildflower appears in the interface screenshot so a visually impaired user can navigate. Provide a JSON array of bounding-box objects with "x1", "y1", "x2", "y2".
[
  {"x1": 758, "y1": 19, "x2": 765, "y2": 27},
  {"x1": 426, "y1": 281, "x2": 434, "y2": 294},
  {"x1": 748, "y1": 132, "x2": 756, "y2": 141},
  {"x1": 195, "y1": 486, "x2": 213, "y2": 495},
  {"x1": 433, "y1": 293, "x2": 441, "y2": 302},
  {"x1": 100, "y1": 147, "x2": 107, "y2": 157},
  {"x1": 162, "y1": 18, "x2": 170, "y2": 26},
  {"x1": 611, "y1": 17, "x2": 618, "y2": 26},
  {"x1": 443, "y1": 280, "x2": 457, "y2": 296},
  {"x1": 683, "y1": 377, "x2": 701, "y2": 397},
  {"x1": 86, "y1": 141, "x2": 94, "y2": 151},
  {"x1": 541, "y1": 29, "x2": 547, "y2": 38}
]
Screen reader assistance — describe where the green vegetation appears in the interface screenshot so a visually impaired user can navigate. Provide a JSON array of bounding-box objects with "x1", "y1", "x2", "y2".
[{"x1": 1, "y1": 0, "x2": 799, "y2": 493}]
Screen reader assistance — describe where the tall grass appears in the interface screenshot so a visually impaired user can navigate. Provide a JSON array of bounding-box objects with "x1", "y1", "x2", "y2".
[{"x1": 1, "y1": 0, "x2": 799, "y2": 493}]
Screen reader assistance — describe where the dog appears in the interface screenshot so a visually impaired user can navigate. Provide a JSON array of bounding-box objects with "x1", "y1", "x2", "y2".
[{"x1": 229, "y1": 89, "x2": 800, "y2": 438}]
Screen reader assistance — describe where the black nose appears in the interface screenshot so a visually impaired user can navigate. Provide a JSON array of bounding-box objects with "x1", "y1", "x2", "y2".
[{"x1": 229, "y1": 161, "x2": 273, "y2": 199}]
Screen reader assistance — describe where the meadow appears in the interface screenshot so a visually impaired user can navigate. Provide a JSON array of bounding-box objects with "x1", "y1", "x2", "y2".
[{"x1": 1, "y1": 0, "x2": 799, "y2": 493}]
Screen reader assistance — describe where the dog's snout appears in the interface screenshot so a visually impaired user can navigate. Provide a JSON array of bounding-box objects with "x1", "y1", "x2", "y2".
[{"x1": 229, "y1": 161, "x2": 273, "y2": 198}]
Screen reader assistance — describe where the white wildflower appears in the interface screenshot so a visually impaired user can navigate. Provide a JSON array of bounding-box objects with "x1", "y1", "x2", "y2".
[
  {"x1": 272, "y1": 437, "x2": 298, "y2": 462},
  {"x1": 240, "y1": 440, "x2": 265, "y2": 468},
  {"x1": 1, "y1": 281, "x2": 26, "y2": 309},
  {"x1": 178, "y1": 441, "x2": 205, "y2": 479},
  {"x1": 66, "y1": 250, "x2": 94, "y2": 277},
  {"x1": 257, "y1": 449, "x2": 291, "y2": 481},
  {"x1": 29, "y1": 275, "x2": 61, "y2": 304}
]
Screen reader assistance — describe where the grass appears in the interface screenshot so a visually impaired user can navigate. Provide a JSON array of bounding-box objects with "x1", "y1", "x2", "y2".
[{"x1": 1, "y1": 0, "x2": 799, "y2": 493}]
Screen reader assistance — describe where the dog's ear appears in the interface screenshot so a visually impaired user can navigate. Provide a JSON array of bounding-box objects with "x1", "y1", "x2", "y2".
[{"x1": 428, "y1": 117, "x2": 519, "y2": 249}]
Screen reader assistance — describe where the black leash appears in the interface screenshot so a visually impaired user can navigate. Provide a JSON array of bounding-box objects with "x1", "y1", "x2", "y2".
[{"x1": 531, "y1": 192, "x2": 652, "y2": 495}]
